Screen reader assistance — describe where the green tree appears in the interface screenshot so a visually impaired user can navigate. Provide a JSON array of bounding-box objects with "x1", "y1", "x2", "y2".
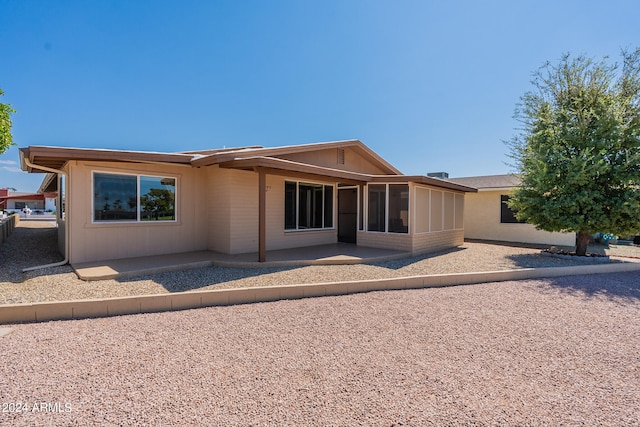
[
  {"x1": 0, "y1": 88, "x2": 16, "y2": 154},
  {"x1": 507, "y1": 49, "x2": 640, "y2": 256},
  {"x1": 141, "y1": 188, "x2": 175, "y2": 220}
]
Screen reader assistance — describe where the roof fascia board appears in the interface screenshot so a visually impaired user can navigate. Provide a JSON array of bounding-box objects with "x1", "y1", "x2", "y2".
[
  {"x1": 22, "y1": 146, "x2": 194, "y2": 166},
  {"x1": 218, "y1": 157, "x2": 370, "y2": 183},
  {"x1": 191, "y1": 139, "x2": 402, "y2": 174},
  {"x1": 192, "y1": 140, "x2": 362, "y2": 168},
  {"x1": 253, "y1": 167, "x2": 364, "y2": 186},
  {"x1": 219, "y1": 157, "x2": 477, "y2": 192},
  {"x1": 475, "y1": 186, "x2": 517, "y2": 192},
  {"x1": 368, "y1": 175, "x2": 477, "y2": 192},
  {"x1": 37, "y1": 173, "x2": 58, "y2": 193}
]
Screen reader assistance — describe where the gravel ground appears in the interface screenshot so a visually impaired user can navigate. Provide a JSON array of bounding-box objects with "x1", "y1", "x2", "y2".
[
  {"x1": 0, "y1": 273, "x2": 638, "y2": 426},
  {"x1": 1, "y1": 221, "x2": 639, "y2": 304}
]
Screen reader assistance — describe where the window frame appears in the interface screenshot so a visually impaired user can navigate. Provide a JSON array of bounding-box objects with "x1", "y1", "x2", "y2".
[
  {"x1": 365, "y1": 183, "x2": 410, "y2": 234},
  {"x1": 284, "y1": 180, "x2": 335, "y2": 232},
  {"x1": 92, "y1": 171, "x2": 178, "y2": 224},
  {"x1": 500, "y1": 194, "x2": 525, "y2": 224}
]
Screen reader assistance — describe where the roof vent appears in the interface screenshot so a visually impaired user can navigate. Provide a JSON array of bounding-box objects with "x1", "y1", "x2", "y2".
[
  {"x1": 337, "y1": 148, "x2": 345, "y2": 165},
  {"x1": 427, "y1": 172, "x2": 449, "y2": 179}
]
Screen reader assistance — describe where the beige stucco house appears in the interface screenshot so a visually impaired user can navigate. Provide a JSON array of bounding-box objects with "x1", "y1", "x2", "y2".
[
  {"x1": 20, "y1": 140, "x2": 476, "y2": 265},
  {"x1": 448, "y1": 174, "x2": 575, "y2": 246}
]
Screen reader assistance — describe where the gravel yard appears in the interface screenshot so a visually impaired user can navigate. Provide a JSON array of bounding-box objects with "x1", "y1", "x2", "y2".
[
  {"x1": 1, "y1": 272, "x2": 639, "y2": 426},
  {"x1": 1, "y1": 221, "x2": 639, "y2": 304}
]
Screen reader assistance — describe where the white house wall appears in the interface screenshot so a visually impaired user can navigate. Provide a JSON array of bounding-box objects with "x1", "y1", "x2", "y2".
[{"x1": 463, "y1": 190, "x2": 575, "y2": 246}]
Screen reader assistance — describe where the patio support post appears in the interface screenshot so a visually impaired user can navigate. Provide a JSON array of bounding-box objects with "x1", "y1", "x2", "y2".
[{"x1": 258, "y1": 169, "x2": 266, "y2": 262}]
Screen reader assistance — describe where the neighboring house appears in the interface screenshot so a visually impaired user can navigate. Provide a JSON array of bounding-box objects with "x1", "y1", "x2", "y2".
[
  {"x1": 19, "y1": 140, "x2": 476, "y2": 265},
  {"x1": 448, "y1": 174, "x2": 575, "y2": 246},
  {"x1": 0, "y1": 188, "x2": 57, "y2": 214}
]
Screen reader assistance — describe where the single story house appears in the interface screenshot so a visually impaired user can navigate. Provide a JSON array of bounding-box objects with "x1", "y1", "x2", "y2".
[
  {"x1": 0, "y1": 188, "x2": 57, "y2": 214},
  {"x1": 20, "y1": 140, "x2": 476, "y2": 265},
  {"x1": 448, "y1": 174, "x2": 575, "y2": 246}
]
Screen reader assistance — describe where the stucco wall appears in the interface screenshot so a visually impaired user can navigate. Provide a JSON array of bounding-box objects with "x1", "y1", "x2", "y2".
[
  {"x1": 64, "y1": 159, "x2": 474, "y2": 263},
  {"x1": 67, "y1": 161, "x2": 208, "y2": 264},
  {"x1": 412, "y1": 229, "x2": 464, "y2": 253},
  {"x1": 207, "y1": 167, "x2": 261, "y2": 254},
  {"x1": 463, "y1": 190, "x2": 575, "y2": 246},
  {"x1": 206, "y1": 166, "x2": 232, "y2": 254},
  {"x1": 206, "y1": 169, "x2": 337, "y2": 254},
  {"x1": 265, "y1": 175, "x2": 337, "y2": 251}
]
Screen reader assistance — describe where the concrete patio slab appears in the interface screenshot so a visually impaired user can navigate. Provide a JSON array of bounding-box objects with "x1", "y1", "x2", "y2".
[{"x1": 72, "y1": 244, "x2": 411, "y2": 281}]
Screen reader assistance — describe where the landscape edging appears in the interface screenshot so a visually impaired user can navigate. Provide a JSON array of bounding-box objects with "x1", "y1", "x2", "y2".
[{"x1": 1, "y1": 262, "x2": 639, "y2": 324}]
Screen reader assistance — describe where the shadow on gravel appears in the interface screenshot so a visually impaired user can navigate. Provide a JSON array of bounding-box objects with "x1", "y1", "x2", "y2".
[
  {"x1": 369, "y1": 247, "x2": 467, "y2": 270},
  {"x1": 538, "y1": 272, "x2": 640, "y2": 302},
  {"x1": 115, "y1": 265, "x2": 298, "y2": 293},
  {"x1": 0, "y1": 222, "x2": 69, "y2": 284},
  {"x1": 504, "y1": 253, "x2": 623, "y2": 269}
]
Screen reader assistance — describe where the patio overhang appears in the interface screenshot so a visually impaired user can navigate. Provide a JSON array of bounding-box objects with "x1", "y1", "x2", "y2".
[
  {"x1": 218, "y1": 156, "x2": 477, "y2": 192},
  {"x1": 218, "y1": 156, "x2": 476, "y2": 263},
  {"x1": 218, "y1": 156, "x2": 371, "y2": 185}
]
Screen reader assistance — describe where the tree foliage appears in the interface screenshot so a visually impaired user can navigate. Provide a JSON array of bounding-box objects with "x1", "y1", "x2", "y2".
[
  {"x1": 0, "y1": 88, "x2": 16, "y2": 155},
  {"x1": 507, "y1": 49, "x2": 640, "y2": 255},
  {"x1": 141, "y1": 188, "x2": 175, "y2": 221}
]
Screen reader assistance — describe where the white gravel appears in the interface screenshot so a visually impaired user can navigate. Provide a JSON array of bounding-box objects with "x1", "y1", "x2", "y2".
[{"x1": 1, "y1": 273, "x2": 639, "y2": 426}]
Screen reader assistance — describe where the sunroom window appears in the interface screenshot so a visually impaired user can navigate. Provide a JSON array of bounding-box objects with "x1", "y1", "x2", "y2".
[
  {"x1": 367, "y1": 183, "x2": 409, "y2": 233},
  {"x1": 93, "y1": 172, "x2": 176, "y2": 222}
]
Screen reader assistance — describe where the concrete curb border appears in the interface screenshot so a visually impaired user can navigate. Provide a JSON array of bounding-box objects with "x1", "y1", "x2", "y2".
[{"x1": 2, "y1": 262, "x2": 639, "y2": 325}]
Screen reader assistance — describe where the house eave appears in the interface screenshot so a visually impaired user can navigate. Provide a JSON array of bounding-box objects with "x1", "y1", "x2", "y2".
[
  {"x1": 219, "y1": 157, "x2": 477, "y2": 192},
  {"x1": 191, "y1": 139, "x2": 403, "y2": 175},
  {"x1": 20, "y1": 146, "x2": 194, "y2": 173}
]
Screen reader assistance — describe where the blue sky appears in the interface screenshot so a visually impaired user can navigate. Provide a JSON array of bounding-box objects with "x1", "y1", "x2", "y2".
[{"x1": 0, "y1": 0, "x2": 637, "y2": 192}]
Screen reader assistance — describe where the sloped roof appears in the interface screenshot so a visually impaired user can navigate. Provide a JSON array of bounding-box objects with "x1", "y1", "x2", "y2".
[
  {"x1": 19, "y1": 140, "x2": 477, "y2": 193},
  {"x1": 190, "y1": 139, "x2": 402, "y2": 175},
  {"x1": 448, "y1": 174, "x2": 521, "y2": 190},
  {"x1": 19, "y1": 140, "x2": 400, "y2": 175}
]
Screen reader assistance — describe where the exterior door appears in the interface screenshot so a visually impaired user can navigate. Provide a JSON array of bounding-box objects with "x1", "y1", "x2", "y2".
[{"x1": 338, "y1": 188, "x2": 357, "y2": 244}]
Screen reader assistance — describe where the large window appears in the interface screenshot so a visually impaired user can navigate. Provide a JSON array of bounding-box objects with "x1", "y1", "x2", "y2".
[
  {"x1": 93, "y1": 172, "x2": 176, "y2": 222},
  {"x1": 367, "y1": 184, "x2": 386, "y2": 232},
  {"x1": 500, "y1": 195, "x2": 525, "y2": 224},
  {"x1": 367, "y1": 184, "x2": 409, "y2": 233},
  {"x1": 284, "y1": 181, "x2": 334, "y2": 230}
]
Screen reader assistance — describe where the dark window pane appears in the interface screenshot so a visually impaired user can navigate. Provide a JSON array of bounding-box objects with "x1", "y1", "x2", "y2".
[
  {"x1": 367, "y1": 184, "x2": 386, "y2": 232},
  {"x1": 285, "y1": 181, "x2": 297, "y2": 229},
  {"x1": 359, "y1": 185, "x2": 364, "y2": 230},
  {"x1": 500, "y1": 195, "x2": 525, "y2": 223},
  {"x1": 94, "y1": 173, "x2": 137, "y2": 221},
  {"x1": 299, "y1": 183, "x2": 323, "y2": 228},
  {"x1": 324, "y1": 185, "x2": 333, "y2": 228},
  {"x1": 388, "y1": 184, "x2": 409, "y2": 233}
]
